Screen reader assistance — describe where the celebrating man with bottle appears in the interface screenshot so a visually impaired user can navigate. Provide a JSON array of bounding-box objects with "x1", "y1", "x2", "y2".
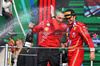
[{"x1": 29, "y1": 5, "x2": 67, "y2": 66}]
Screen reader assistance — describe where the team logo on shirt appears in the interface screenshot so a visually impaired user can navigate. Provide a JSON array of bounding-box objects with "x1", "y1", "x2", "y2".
[
  {"x1": 47, "y1": 23, "x2": 50, "y2": 26},
  {"x1": 83, "y1": 29, "x2": 88, "y2": 34},
  {"x1": 45, "y1": 27, "x2": 49, "y2": 31},
  {"x1": 74, "y1": 27, "x2": 76, "y2": 30},
  {"x1": 72, "y1": 32, "x2": 76, "y2": 38},
  {"x1": 66, "y1": 33, "x2": 68, "y2": 36}
]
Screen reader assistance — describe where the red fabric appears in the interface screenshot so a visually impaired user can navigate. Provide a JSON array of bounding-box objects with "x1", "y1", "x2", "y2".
[
  {"x1": 33, "y1": 19, "x2": 67, "y2": 47},
  {"x1": 67, "y1": 21, "x2": 94, "y2": 66},
  {"x1": 8, "y1": 42, "x2": 14, "y2": 52},
  {"x1": 52, "y1": 0, "x2": 55, "y2": 13},
  {"x1": 39, "y1": 0, "x2": 43, "y2": 44},
  {"x1": 87, "y1": 0, "x2": 100, "y2": 6},
  {"x1": 67, "y1": 21, "x2": 94, "y2": 49},
  {"x1": 43, "y1": 0, "x2": 47, "y2": 20},
  {"x1": 68, "y1": 49, "x2": 84, "y2": 66},
  {"x1": 47, "y1": 62, "x2": 50, "y2": 66},
  {"x1": 47, "y1": 0, "x2": 51, "y2": 20}
]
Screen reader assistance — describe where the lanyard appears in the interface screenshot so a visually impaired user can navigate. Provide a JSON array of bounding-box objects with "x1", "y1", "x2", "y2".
[
  {"x1": 67, "y1": 20, "x2": 77, "y2": 37},
  {"x1": 67, "y1": 20, "x2": 77, "y2": 45},
  {"x1": 72, "y1": 20, "x2": 77, "y2": 29}
]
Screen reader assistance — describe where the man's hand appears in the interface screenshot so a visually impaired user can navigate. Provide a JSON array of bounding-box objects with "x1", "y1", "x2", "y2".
[
  {"x1": 9, "y1": 12, "x2": 12, "y2": 14},
  {"x1": 51, "y1": 5, "x2": 55, "y2": 17},
  {"x1": 29, "y1": 22, "x2": 35, "y2": 28},
  {"x1": 90, "y1": 51, "x2": 95, "y2": 61},
  {"x1": 61, "y1": 43, "x2": 67, "y2": 48}
]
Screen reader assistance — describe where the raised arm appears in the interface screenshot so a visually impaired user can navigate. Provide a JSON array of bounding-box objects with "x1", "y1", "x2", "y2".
[{"x1": 51, "y1": 5, "x2": 60, "y2": 30}]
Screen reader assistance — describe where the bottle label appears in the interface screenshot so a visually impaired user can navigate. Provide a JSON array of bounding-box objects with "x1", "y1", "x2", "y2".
[
  {"x1": 62, "y1": 63, "x2": 68, "y2": 66},
  {"x1": 25, "y1": 42, "x2": 31, "y2": 47}
]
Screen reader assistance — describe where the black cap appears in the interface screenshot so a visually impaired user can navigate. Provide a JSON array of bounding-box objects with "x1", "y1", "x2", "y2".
[{"x1": 64, "y1": 9, "x2": 75, "y2": 19}]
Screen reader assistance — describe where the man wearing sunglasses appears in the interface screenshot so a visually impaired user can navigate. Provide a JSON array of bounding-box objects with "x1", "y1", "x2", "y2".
[{"x1": 63, "y1": 9, "x2": 95, "y2": 66}]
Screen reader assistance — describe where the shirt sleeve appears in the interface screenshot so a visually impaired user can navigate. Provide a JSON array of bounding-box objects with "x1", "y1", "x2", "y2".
[
  {"x1": 51, "y1": 18, "x2": 60, "y2": 30},
  {"x1": 79, "y1": 25, "x2": 95, "y2": 51},
  {"x1": 32, "y1": 21, "x2": 44, "y2": 34},
  {"x1": 61, "y1": 24, "x2": 67, "y2": 32}
]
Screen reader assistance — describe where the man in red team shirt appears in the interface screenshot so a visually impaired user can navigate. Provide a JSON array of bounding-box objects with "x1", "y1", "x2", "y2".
[
  {"x1": 29, "y1": 6, "x2": 67, "y2": 66},
  {"x1": 62, "y1": 9, "x2": 95, "y2": 66}
]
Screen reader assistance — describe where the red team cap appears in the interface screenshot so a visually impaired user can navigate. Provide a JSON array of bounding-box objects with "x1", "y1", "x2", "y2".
[{"x1": 64, "y1": 9, "x2": 75, "y2": 19}]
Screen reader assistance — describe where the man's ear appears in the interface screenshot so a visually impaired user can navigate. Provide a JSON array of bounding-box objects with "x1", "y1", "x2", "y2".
[{"x1": 74, "y1": 16, "x2": 76, "y2": 19}]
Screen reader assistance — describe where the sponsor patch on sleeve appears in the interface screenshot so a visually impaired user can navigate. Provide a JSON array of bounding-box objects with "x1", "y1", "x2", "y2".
[{"x1": 82, "y1": 26, "x2": 89, "y2": 34}]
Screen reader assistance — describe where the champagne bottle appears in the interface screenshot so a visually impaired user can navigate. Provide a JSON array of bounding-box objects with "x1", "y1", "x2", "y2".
[
  {"x1": 62, "y1": 49, "x2": 67, "y2": 63},
  {"x1": 60, "y1": 49, "x2": 68, "y2": 66},
  {"x1": 24, "y1": 28, "x2": 33, "y2": 48}
]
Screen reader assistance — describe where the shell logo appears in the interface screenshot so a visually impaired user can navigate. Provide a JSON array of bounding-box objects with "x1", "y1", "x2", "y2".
[{"x1": 45, "y1": 27, "x2": 49, "y2": 31}]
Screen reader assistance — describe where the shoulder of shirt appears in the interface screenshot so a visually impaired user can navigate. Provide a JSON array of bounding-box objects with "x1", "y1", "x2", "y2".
[
  {"x1": 76, "y1": 21, "x2": 87, "y2": 28},
  {"x1": 61, "y1": 23, "x2": 67, "y2": 29},
  {"x1": 61, "y1": 23, "x2": 67, "y2": 26},
  {"x1": 61, "y1": 23, "x2": 67, "y2": 27}
]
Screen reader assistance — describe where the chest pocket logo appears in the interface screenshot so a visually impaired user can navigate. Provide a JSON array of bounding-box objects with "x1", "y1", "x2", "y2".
[
  {"x1": 45, "y1": 27, "x2": 49, "y2": 31},
  {"x1": 74, "y1": 27, "x2": 76, "y2": 30},
  {"x1": 47, "y1": 23, "x2": 50, "y2": 26},
  {"x1": 72, "y1": 32, "x2": 76, "y2": 38}
]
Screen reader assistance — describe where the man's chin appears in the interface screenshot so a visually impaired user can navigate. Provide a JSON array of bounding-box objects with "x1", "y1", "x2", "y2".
[{"x1": 58, "y1": 22, "x2": 61, "y2": 25}]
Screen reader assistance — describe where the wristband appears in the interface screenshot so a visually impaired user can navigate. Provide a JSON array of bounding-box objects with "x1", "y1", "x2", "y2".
[
  {"x1": 90, "y1": 48, "x2": 95, "y2": 52},
  {"x1": 51, "y1": 16, "x2": 56, "y2": 19}
]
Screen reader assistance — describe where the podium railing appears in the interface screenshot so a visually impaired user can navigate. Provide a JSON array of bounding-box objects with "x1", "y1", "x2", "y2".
[{"x1": 0, "y1": 44, "x2": 100, "y2": 66}]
